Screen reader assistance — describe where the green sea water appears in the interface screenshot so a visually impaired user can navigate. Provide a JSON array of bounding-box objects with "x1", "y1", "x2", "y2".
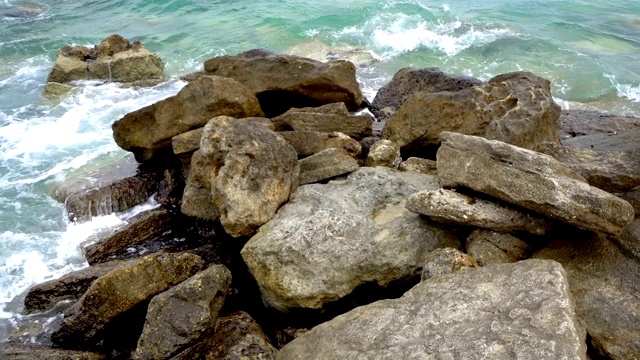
[{"x1": 0, "y1": 0, "x2": 639, "y2": 340}]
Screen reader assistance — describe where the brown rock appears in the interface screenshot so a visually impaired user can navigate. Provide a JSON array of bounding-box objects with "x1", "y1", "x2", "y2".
[
  {"x1": 421, "y1": 247, "x2": 478, "y2": 281},
  {"x1": 399, "y1": 157, "x2": 437, "y2": 175},
  {"x1": 278, "y1": 130, "x2": 361, "y2": 158},
  {"x1": 172, "y1": 118, "x2": 274, "y2": 155},
  {"x1": 298, "y1": 148, "x2": 360, "y2": 185},
  {"x1": 0, "y1": 344, "x2": 105, "y2": 360},
  {"x1": 466, "y1": 229, "x2": 532, "y2": 266},
  {"x1": 619, "y1": 186, "x2": 640, "y2": 214},
  {"x1": 180, "y1": 150, "x2": 220, "y2": 220},
  {"x1": 364, "y1": 139, "x2": 402, "y2": 168}
]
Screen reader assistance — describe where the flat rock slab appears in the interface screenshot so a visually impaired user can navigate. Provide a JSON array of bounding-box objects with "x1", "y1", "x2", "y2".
[
  {"x1": 421, "y1": 247, "x2": 477, "y2": 281},
  {"x1": 272, "y1": 103, "x2": 372, "y2": 140},
  {"x1": 437, "y1": 132, "x2": 635, "y2": 235},
  {"x1": 559, "y1": 110, "x2": 640, "y2": 139},
  {"x1": 466, "y1": 229, "x2": 531, "y2": 266},
  {"x1": 278, "y1": 130, "x2": 361, "y2": 159},
  {"x1": 298, "y1": 148, "x2": 359, "y2": 185},
  {"x1": 278, "y1": 259, "x2": 586, "y2": 360}
]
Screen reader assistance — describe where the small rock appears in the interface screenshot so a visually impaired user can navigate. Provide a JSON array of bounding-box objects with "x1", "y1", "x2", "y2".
[
  {"x1": 398, "y1": 157, "x2": 437, "y2": 175},
  {"x1": 364, "y1": 139, "x2": 401, "y2": 168},
  {"x1": 421, "y1": 248, "x2": 478, "y2": 281},
  {"x1": 278, "y1": 130, "x2": 361, "y2": 158},
  {"x1": 466, "y1": 229, "x2": 532, "y2": 266},
  {"x1": 0, "y1": 344, "x2": 105, "y2": 360},
  {"x1": 272, "y1": 103, "x2": 372, "y2": 140},
  {"x1": 298, "y1": 148, "x2": 360, "y2": 185}
]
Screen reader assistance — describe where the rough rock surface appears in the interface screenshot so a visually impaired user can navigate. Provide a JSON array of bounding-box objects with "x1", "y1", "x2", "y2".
[
  {"x1": 421, "y1": 247, "x2": 478, "y2": 281},
  {"x1": 133, "y1": 264, "x2": 232, "y2": 360},
  {"x1": 271, "y1": 103, "x2": 372, "y2": 140},
  {"x1": 241, "y1": 167, "x2": 461, "y2": 311},
  {"x1": 466, "y1": 230, "x2": 531, "y2": 266},
  {"x1": 278, "y1": 131, "x2": 361, "y2": 159},
  {"x1": 278, "y1": 260, "x2": 586, "y2": 360},
  {"x1": 437, "y1": 132, "x2": 635, "y2": 235},
  {"x1": 203, "y1": 49, "x2": 363, "y2": 117},
  {"x1": 51, "y1": 253, "x2": 204, "y2": 348},
  {"x1": 619, "y1": 186, "x2": 640, "y2": 214},
  {"x1": 382, "y1": 71, "x2": 560, "y2": 156},
  {"x1": 371, "y1": 67, "x2": 483, "y2": 121},
  {"x1": 611, "y1": 217, "x2": 640, "y2": 262},
  {"x1": 534, "y1": 229, "x2": 640, "y2": 359},
  {"x1": 559, "y1": 110, "x2": 640, "y2": 139},
  {"x1": 171, "y1": 118, "x2": 273, "y2": 155},
  {"x1": 298, "y1": 148, "x2": 360, "y2": 185},
  {"x1": 112, "y1": 75, "x2": 264, "y2": 161},
  {"x1": 181, "y1": 150, "x2": 220, "y2": 220},
  {"x1": 398, "y1": 157, "x2": 437, "y2": 175},
  {"x1": 0, "y1": 344, "x2": 105, "y2": 360},
  {"x1": 364, "y1": 139, "x2": 401, "y2": 168},
  {"x1": 406, "y1": 189, "x2": 552, "y2": 235}
]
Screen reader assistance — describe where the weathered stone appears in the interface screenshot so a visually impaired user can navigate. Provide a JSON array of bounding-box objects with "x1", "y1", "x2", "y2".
[
  {"x1": 278, "y1": 260, "x2": 586, "y2": 360},
  {"x1": 612, "y1": 217, "x2": 640, "y2": 261},
  {"x1": 371, "y1": 67, "x2": 483, "y2": 121},
  {"x1": 133, "y1": 264, "x2": 232, "y2": 360},
  {"x1": 466, "y1": 229, "x2": 531, "y2": 266},
  {"x1": 81, "y1": 208, "x2": 173, "y2": 265},
  {"x1": 406, "y1": 189, "x2": 552, "y2": 235},
  {"x1": 241, "y1": 167, "x2": 461, "y2": 312},
  {"x1": 364, "y1": 139, "x2": 401, "y2": 168},
  {"x1": 534, "y1": 229, "x2": 640, "y2": 359},
  {"x1": 42, "y1": 82, "x2": 75, "y2": 98},
  {"x1": 172, "y1": 118, "x2": 274, "y2": 155},
  {"x1": 180, "y1": 150, "x2": 220, "y2": 220},
  {"x1": 278, "y1": 131, "x2": 361, "y2": 159},
  {"x1": 112, "y1": 75, "x2": 264, "y2": 161},
  {"x1": 51, "y1": 253, "x2": 204, "y2": 348},
  {"x1": 288, "y1": 38, "x2": 378, "y2": 68},
  {"x1": 421, "y1": 248, "x2": 478, "y2": 281},
  {"x1": 619, "y1": 186, "x2": 640, "y2": 214},
  {"x1": 204, "y1": 49, "x2": 363, "y2": 117},
  {"x1": 559, "y1": 110, "x2": 640, "y2": 139},
  {"x1": 0, "y1": 344, "x2": 105, "y2": 360},
  {"x1": 382, "y1": 71, "x2": 560, "y2": 156},
  {"x1": 399, "y1": 157, "x2": 437, "y2": 174},
  {"x1": 298, "y1": 148, "x2": 359, "y2": 185},
  {"x1": 0, "y1": 5, "x2": 43, "y2": 19},
  {"x1": 272, "y1": 103, "x2": 372, "y2": 140},
  {"x1": 437, "y1": 132, "x2": 635, "y2": 235},
  {"x1": 24, "y1": 260, "x2": 123, "y2": 314}
]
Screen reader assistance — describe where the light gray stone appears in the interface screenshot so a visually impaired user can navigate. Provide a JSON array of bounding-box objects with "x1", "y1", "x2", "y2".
[
  {"x1": 278, "y1": 130, "x2": 361, "y2": 159},
  {"x1": 298, "y1": 148, "x2": 359, "y2": 185},
  {"x1": 466, "y1": 229, "x2": 532, "y2": 266},
  {"x1": 421, "y1": 247, "x2": 477, "y2": 281},
  {"x1": 399, "y1": 157, "x2": 437, "y2": 175}
]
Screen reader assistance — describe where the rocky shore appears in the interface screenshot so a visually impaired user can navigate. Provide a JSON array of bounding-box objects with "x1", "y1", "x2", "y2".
[{"x1": 3, "y1": 35, "x2": 640, "y2": 359}]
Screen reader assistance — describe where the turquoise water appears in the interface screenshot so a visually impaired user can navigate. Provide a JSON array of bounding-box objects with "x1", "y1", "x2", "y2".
[{"x1": 1, "y1": 0, "x2": 640, "y2": 340}]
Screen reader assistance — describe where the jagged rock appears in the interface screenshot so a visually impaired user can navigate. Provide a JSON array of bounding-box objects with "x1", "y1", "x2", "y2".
[
  {"x1": 559, "y1": 110, "x2": 640, "y2": 139},
  {"x1": 406, "y1": 189, "x2": 552, "y2": 235},
  {"x1": 241, "y1": 167, "x2": 461, "y2": 312},
  {"x1": 203, "y1": 49, "x2": 363, "y2": 117},
  {"x1": 534, "y1": 229, "x2": 640, "y2": 359},
  {"x1": 371, "y1": 67, "x2": 483, "y2": 121},
  {"x1": 382, "y1": 71, "x2": 560, "y2": 156},
  {"x1": 364, "y1": 139, "x2": 401, "y2": 168},
  {"x1": 437, "y1": 132, "x2": 635, "y2": 235},
  {"x1": 298, "y1": 148, "x2": 359, "y2": 185},
  {"x1": 24, "y1": 260, "x2": 123, "y2": 314},
  {"x1": 619, "y1": 186, "x2": 640, "y2": 214},
  {"x1": 421, "y1": 248, "x2": 478, "y2": 281},
  {"x1": 51, "y1": 253, "x2": 204, "y2": 349},
  {"x1": 278, "y1": 260, "x2": 586, "y2": 359},
  {"x1": 466, "y1": 229, "x2": 531, "y2": 266},
  {"x1": 81, "y1": 208, "x2": 174, "y2": 265},
  {"x1": 112, "y1": 75, "x2": 264, "y2": 162},
  {"x1": 278, "y1": 131, "x2": 361, "y2": 159},
  {"x1": 0, "y1": 344, "x2": 105, "y2": 360},
  {"x1": 398, "y1": 157, "x2": 437, "y2": 175},
  {"x1": 271, "y1": 103, "x2": 372, "y2": 140},
  {"x1": 181, "y1": 150, "x2": 220, "y2": 220},
  {"x1": 133, "y1": 265, "x2": 232, "y2": 360}
]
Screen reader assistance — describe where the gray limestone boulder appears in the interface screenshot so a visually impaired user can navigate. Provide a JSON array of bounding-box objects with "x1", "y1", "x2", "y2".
[
  {"x1": 298, "y1": 148, "x2": 359, "y2": 185},
  {"x1": 271, "y1": 103, "x2": 372, "y2": 140},
  {"x1": 421, "y1": 247, "x2": 478, "y2": 281},
  {"x1": 241, "y1": 167, "x2": 461, "y2": 312},
  {"x1": 364, "y1": 139, "x2": 401, "y2": 168},
  {"x1": 278, "y1": 131, "x2": 362, "y2": 159},
  {"x1": 437, "y1": 132, "x2": 635, "y2": 235},
  {"x1": 277, "y1": 259, "x2": 586, "y2": 360},
  {"x1": 466, "y1": 229, "x2": 532, "y2": 266}
]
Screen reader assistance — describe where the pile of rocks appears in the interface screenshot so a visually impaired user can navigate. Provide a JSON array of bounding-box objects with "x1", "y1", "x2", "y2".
[{"x1": 7, "y1": 48, "x2": 640, "y2": 359}]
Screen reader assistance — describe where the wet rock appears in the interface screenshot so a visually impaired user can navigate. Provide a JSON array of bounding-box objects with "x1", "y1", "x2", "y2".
[
  {"x1": 466, "y1": 229, "x2": 532, "y2": 266},
  {"x1": 204, "y1": 49, "x2": 363, "y2": 117},
  {"x1": 112, "y1": 75, "x2": 264, "y2": 161},
  {"x1": 382, "y1": 71, "x2": 560, "y2": 156},
  {"x1": 406, "y1": 189, "x2": 552, "y2": 235},
  {"x1": 421, "y1": 247, "x2": 478, "y2": 281},
  {"x1": 364, "y1": 139, "x2": 401, "y2": 168},
  {"x1": 437, "y1": 132, "x2": 635, "y2": 235},
  {"x1": 0, "y1": 344, "x2": 104, "y2": 360},
  {"x1": 559, "y1": 110, "x2": 640, "y2": 139},
  {"x1": 132, "y1": 264, "x2": 232, "y2": 360},
  {"x1": 272, "y1": 103, "x2": 372, "y2": 140},
  {"x1": 398, "y1": 157, "x2": 437, "y2": 175},
  {"x1": 612, "y1": 217, "x2": 640, "y2": 261},
  {"x1": 241, "y1": 167, "x2": 461, "y2": 312},
  {"x1": 371, "y1": 67, "x2": 483, "y2": 121},
  {"x1": 278, "y1": 131, "x2": 361, "y2": 159},
  {"x1": 298, "y1": 148, "x2": 359, "y2": 185},
  {"x1": 278, "y1": 260, "x2": 586, "y2": 359},
  {"x1": 0, "y1": 5, "x2": 43, "y2": 19}
]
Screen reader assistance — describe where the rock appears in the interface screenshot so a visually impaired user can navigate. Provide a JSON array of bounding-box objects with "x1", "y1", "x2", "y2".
[
  {"x1": 278, "y1": 131, "x2": 361, "y2": 159},
  {"x1": 559, "y1": 110, "x2": 640, "y2": 139},
  {"x1": 382, "y1": 71, "x2": 560, "y2": 156},
  {"x1": 0, "y1": 5, "x2": 43, "y2": 19},
  {"x1": 0, "y1": 344, "x2": 104, "y2": 360},
  {"x1": 619, "y1": 186, "x2": 640, "y2": 214},
  {"x1": 371, "y1": 67, "x2": 483, "y2": 121},
  {"x1": 364, "y1": 139, "x2": 401, "y2": 168},
  {"x1": 24, "y1": 260, "x2": 123, "y2": 314},
  {"x1": 175, "y1": 311, "x2": 277, "y2": 360},
  {"x1": 51, "y1": 253, "x2": 204, "y2": 349},
  {"x1": 203, "y1": 49, "x2": 363, "y2": 117},
  {"x1": 406, "y1": 189, "x2": 552, "y2": 235},
  {"x1": 398, "y1": 157, "x2": 437, "y2": 175},
  {"x1": 81, "y1": 208, "x2": 174, "y2": 265},
  {"x1": 288, "y1": 38, "x2": 378, "y2": 67},
  {"x1": 42, "y1": 82, "x2": 76, "y2": 100},
  {"x1": 278, "y1": 259, "x2": 586, "y2": 359},
  {"x1": 533, "y1": 229, "x2": 640, "y2": 359},
  {"x1": 466, "y1": 229, "x2": 532, "y2": 266},
  {"x1": 298, "y1": 148, "x2": 360, "y2": 185},
  {"x1": 180, "y1": 150, "x2": 221, "y2": 220},
  {"x1": 421, "y1": 248, "x2": 478, "y2": 281},
  {"x1": 437, "y1": 132, "x2": 635, "y2": 235},
  {"x1": 132, "y1": 264, "x2": 232, "y2": 360},
  {"x1": 241, "y1": 167, "x2": 461, "y2": 312},
  {"x1": 271, "y1": 103, "x2": 372, "y2": 140},
  {"x1": 112, "y1": 75, "x2": 264, "y2": 162},
  {"x1": 612, "y1": 217, "x2": 640, "y2": 261}
]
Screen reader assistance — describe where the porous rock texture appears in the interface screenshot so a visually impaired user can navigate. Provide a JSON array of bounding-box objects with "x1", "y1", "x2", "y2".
[
  {"x1": 420, "y1": 247, "x2": 478, "y2": 281},
  {"x1": 298, "y1": 148, "x2": 359, "y2": 185}
]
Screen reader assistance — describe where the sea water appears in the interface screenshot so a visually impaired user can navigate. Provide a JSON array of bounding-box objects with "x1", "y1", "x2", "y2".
[{"x1": 1, "y1": 0, "x2": 639, "y2": 342}]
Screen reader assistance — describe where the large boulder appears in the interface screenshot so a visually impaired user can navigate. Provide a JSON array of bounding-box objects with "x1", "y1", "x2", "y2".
[
  {"x1": 371, "y1": 67, "x2": 483, "y2": 121},
  {"x1": 203, "y1": 49, "x2": 364, "y2": 117},
  {"x1": 278, "y1": 260, "x2": 586, "y2": 359},
  {"x1": 437, "y1": 132, "x2": 635, "y2": 235},
  {"x1": 241, "y1": 167, "x2": 461, "y2": 312},
  {"x1": 364, "y1": 139, "x2": 402, "y2": 168},
  {"x1": 112, "y1": 75, "x2": 264, "y2": 161},
  {"x1": 382, "y1": 71, "x2": 560, "y2": 156},
  {"x1": 271, "y1": 103, "x2": 372, "y2": 140}
]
